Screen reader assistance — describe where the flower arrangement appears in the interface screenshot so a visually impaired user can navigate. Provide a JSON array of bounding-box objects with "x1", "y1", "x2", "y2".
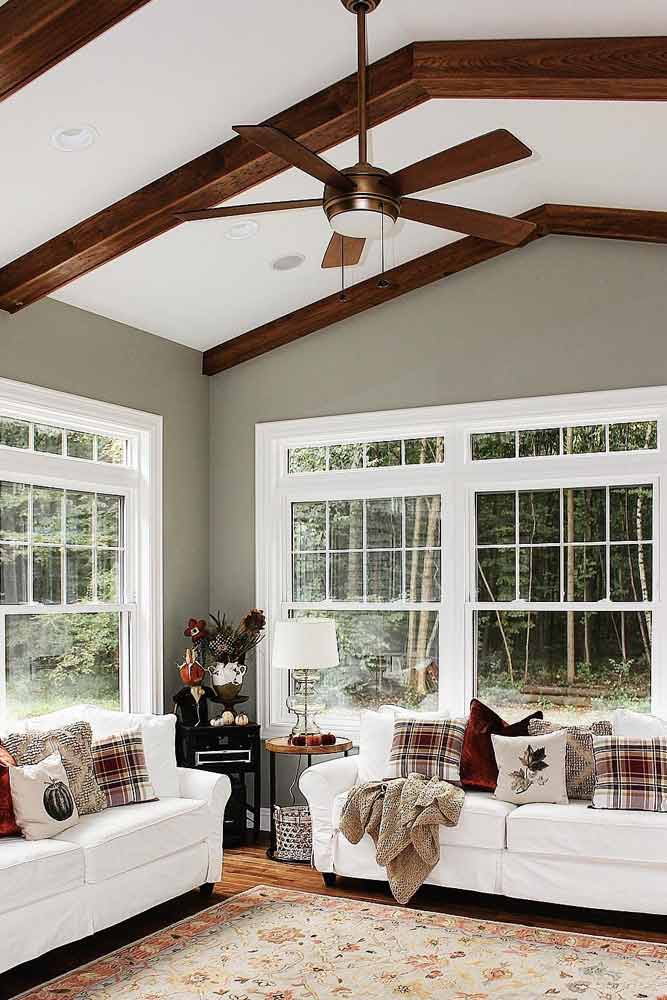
[{"x1": 184, "y1": 609, "x2": 266, "y2": 667}]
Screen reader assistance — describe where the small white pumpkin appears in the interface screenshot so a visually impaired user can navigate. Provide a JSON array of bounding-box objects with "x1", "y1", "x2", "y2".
[
  {"x1": 221, "y1": 710, "x2": 236, "y2": 726},
  {"x1": 235, "y1": 713, "x2": 249, "y2": 726}
]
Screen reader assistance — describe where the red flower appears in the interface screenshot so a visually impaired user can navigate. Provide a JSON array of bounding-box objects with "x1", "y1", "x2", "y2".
[{"x1": 184, "y1": 617, "x2": 208, "y2": 640}]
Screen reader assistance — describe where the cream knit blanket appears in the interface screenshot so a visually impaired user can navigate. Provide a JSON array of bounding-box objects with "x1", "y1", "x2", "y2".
[{"x1": 339, "y1": 772, "x2": 465, "y2": 904}]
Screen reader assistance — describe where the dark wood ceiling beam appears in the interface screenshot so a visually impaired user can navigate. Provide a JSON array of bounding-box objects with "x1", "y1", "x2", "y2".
[
  {"x1": 0, "y1": 0, "x2": 153, "y2": 104},
  {"x1": 202, "y1": 204, "x2": 667, "y2": 375},
  {"x1": 1, "y1": 36, "x2": 666, "y2": 312}
]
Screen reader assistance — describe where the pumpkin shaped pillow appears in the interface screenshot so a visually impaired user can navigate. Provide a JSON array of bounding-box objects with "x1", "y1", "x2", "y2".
[{"x1": 9, "y1": 752, "x2": 79, "y2": 840}]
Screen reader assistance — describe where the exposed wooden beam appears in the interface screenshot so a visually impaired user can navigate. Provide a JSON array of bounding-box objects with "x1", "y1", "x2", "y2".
[
  {"x1": 0, "y1": 0, "x2": 152, "y2": 104},
  {"x1": 1, "y1": 36, "x2": 666, "y2": 312},
  {"x1": 202, "y1": 204, "x2": 667, "y2": 375}
]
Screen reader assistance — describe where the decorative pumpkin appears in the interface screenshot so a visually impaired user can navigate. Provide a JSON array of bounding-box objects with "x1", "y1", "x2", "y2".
[
  {"x1": 43, "y1": 778, "x2": 74, "y2": 822},
  {"x1": 179, "y1": 647, "x2": 205, "y2": 686},
  {"x1": 235, "y1": 713, "x2": 249, "y2": 726},
  {"x1": 221, "y1": 710, "x2": 235, "y2": 726}
]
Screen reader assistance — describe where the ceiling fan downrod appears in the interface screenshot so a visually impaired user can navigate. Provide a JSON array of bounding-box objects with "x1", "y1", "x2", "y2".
[{"x1": 341, "y1": 0, "x2": 382, "y2": 165}]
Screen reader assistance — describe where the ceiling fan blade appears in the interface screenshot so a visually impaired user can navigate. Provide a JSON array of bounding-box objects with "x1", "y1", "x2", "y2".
[
  {"x1": 321, "y1": 232, "x2": 366, "y2": 269},
  {"x1": 401, "y1": 198, "x2": 537, "y2": 246},
  {"x1": 234, "y1": 125, "x2": 355, "y2": 192},
  {"x1": 176, "y1": 199, "x2": 322, "y2": 222},
  {"x1": 391, "y1": 129, "x2": 532, "y2": 196}
]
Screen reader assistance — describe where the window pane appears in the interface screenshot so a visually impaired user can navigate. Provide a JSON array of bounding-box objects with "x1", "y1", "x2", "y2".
[
  {"x1": 66, "y1": 491, "x2": 93, "y2": 545},
  {"x1": 33, "y1": 546, "x2": 62, "y2": 604},
  {"x1": 5, "y1": 612, "x2": 121, "y2": 719},
  {"x1": 405, "y1": 495, "x2": 441, "y2": 548},
  {"x1": 97, "y1": 494, "x2": 123, "y2": 548},
  {"x1": 477, "y1": 548, "x2": 515, "y2": 601},
  {"x1": 97, "y1": 435, "x2": 125, "y2": 464},
  {"x1": 329, "y1": 500, "x2": 363, "y2": 551},
  {"x1": 289, "y1": 446, "x2": 327, "y2": 473},
  {"x1": 0, "y1": 545, "x2": 28, "y2": 603},
  {"x1": 565, "y1": 545, "x2": 606, "y2": 601},
  {"x1": 476, "y1": 492, "x2": 515, "y2": 545},
  {"x1": 564, "y1": 424, "x2": 605, "y2": 454},
  {"x1": 406, "y1": 549, "x2": 441, "y2": 602},
  {"x1": 366, "y1": 440, "x2": 401, "y2": 468},
  {"x1": 292, "y1": 502, "x2": 326, "y2": 550},
  {"x1": 518, "y1": 428, "x2": 560, "y2": 457},
  {"x1": 66, "y1": 548, "x2": 93, "y2": 604},
  {"x1": 0, "y1": 482, "x2": 29, "y2": 541},
  {"x1": 471, "y1": 431, "x2": 515, "y2": 461},
  {"x1": 293, "y1": 609, "x2": 439, "y2": 715},
  {"x1": 292, "y1": 553, "x2": 325, "y2": 601},
  {"x1": 367, "y1": 550, "x2": 401, "y2": 601},
  {"x1": 610, "y1": 544, "x2": 652, "y2": 601},
  {"x1": 34, "y1": 423, "x2": 63, "y2": 455},
  {"x1": 610, "y1": 485, "x2": 653, "y2": 542},
  {"x1": 404, "y1": 437, "x2": 444, "y2": 465},
  {"x1": 0, "y1": 417, "x2": 29, "y2": 449},
  {"x1": 609, "y1": 420, "x2": 657, "y2": 452},
  {"x1": 564, "y1": 487, "x2": 606, "y2": 544},
  {"x1": 329, "y1": 443, "x2": 363, "y2": 471},
  {"x1": 32, "y1": 487, "x2": 62, "y2": 543},
  {"x1": 97, "y1": 549, "x2": 120, "y2": 603},
  {"x1": 518, "y1": 490, "x2": 559, "y2": 544},
  {"x1": 330, "y1": 551, "x2": 363, "y2": 601},
  {"x1": 519, "y1": 547, "x2": 560, "y2": 601},
  {"x1": 476, "y1": 610, "x2": 650, "y2": 724},
  {"x1": 66, "y1": 430, "x2": 95, "y2": 460},
  {"x1": 366, "y1": 498, "x2": 402, "y2": 549}
]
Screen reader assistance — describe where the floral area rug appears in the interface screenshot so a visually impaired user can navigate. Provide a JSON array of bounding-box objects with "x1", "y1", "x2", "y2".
[{"x1": 17, "y1": 885, "x2": 667, "y2": 1000}]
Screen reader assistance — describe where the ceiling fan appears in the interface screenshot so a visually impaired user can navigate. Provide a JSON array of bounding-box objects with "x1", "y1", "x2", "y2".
[{"x1": 176, "y1": 0, "x2": 536, "y2": 278}]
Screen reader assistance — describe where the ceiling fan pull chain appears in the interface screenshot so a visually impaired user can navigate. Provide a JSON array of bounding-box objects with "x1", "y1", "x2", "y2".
[
  {"x1": 340, "y1": 237, "x2": 347, "y2": 301},
  {"x1": 378, "y1": 205, "x2": 390, "y2": 289}
]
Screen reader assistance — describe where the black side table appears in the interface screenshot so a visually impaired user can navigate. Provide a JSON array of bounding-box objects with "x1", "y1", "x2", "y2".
[{"x1": 176, "y1": 722, "x2": 261, "y2": 846}]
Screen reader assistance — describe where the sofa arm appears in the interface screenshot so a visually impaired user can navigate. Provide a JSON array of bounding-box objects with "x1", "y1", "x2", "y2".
[
  {"x1": 300, "y1": 756, "x2": 358, "y2": 872},
  {"x1": 178, "y1": 767, "x2": 231, "y2": 883}
]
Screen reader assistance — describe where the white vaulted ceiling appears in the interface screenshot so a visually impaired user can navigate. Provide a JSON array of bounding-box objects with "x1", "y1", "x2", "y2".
[{"x1": 1, "y1": 0, "x2": 666, "y2": 350}]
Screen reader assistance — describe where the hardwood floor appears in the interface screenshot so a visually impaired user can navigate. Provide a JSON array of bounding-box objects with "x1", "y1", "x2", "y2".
[{"x1": 3, "y1": 835, "x2": 667, "y2": 998}]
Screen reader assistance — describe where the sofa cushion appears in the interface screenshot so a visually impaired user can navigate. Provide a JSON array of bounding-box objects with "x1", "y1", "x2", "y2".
[
  {"x1": 54, "y1": 797, "x2": 209, "y2": 883},
  {"x1": 506, "y1": 800, "x2": 667, "y2": 865},
  {"x1": 0, "y1": 836, "x2": 84, "y2": 915},
  {"x1": 333, "y1": 789, "x2": 515, "y2": 851}
]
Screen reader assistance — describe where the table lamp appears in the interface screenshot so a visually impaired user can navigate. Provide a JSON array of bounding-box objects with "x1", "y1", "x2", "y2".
[{"x1": 272, "y1": 619, "x2": 339, "y2": 736}]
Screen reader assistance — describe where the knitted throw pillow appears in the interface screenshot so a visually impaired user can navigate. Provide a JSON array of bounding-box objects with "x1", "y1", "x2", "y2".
[
  {"x1": 528, "y1": 718, "x2": 612, "y2": 800},
  {"x1": 92, "y1": 729, "x2": 157, "y2": 807},
  {"x1": 2, "y1": 721, "x2": 105, "y2": 816}
]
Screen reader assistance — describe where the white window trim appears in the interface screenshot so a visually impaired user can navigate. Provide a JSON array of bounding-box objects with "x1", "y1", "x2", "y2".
[
  {"x1": 0, "y1": 376, "x2": 163, "y2": 718},
  {"x1": 256, "y1": 385, "x2": 667, "y2": 739}
]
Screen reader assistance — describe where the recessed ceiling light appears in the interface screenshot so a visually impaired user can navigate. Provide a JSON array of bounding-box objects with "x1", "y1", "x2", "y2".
[
  {"x1": 224, "y1": 220, "x2": 260, "y2": 241},
  {"x1": 50, "y1": 124, "x2": 99, "y2": 152},
  {"x1": 272, "y1": 253, "x2": 306, "y2": 272}
]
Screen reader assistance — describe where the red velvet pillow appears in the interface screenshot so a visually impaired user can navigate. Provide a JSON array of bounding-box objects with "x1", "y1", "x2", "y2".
[
  {"x1": 0, "y1": 745, "x2": 19, "y2": 837},
  {"x1": 460, "y1": 699, "x2": 543, "y2": 792}
]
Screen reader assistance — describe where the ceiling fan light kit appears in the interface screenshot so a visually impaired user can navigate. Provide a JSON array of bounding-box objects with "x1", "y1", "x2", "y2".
[{"x1": 178, "y1": 0, "x2": 537, "y2": 279}]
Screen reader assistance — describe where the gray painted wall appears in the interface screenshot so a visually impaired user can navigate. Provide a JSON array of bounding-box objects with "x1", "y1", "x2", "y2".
[
  {"x1": 209, "y1": 235, "x2": 667, "y2": 803},
  {"x1": 0, "y1": 297, "x2": 209, "y2": 707}
]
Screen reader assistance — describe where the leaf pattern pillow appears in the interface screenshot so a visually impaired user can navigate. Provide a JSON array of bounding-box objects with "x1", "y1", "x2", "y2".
[{"x1": 492, "y1": 729, "x2": 568, "y2": 805}]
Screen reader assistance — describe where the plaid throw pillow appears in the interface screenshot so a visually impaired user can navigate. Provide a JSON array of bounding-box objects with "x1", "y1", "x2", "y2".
[
  {"x1": 592, "y1": 736, "x2": 667, "y2": 812},
  {"x1": 388, "y1": 719, "x2": 466, "y2": 784},
  {"x1": 528, "y1": 719, "x2": 612, "y2": 800},
  {"x1": 92, "y1": 729, "x2": 157, "y2": 808}
]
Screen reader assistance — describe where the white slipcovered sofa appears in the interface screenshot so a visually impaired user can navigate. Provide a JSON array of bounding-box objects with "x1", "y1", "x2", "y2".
[
  {"x1": 0, "y1": 704, "x2": 230, "y2": 975},
  {"x1": 301, "y1": 754, "x2": 667, "y2": 916}
]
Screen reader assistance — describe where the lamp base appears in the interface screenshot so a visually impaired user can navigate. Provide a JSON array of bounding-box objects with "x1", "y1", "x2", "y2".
[
  {"x1": 289, "y1": 714, "x2": 322, "y2": 738},
  {"x1": 286, "y1": 667, "x2": 324, "y2": 737}
]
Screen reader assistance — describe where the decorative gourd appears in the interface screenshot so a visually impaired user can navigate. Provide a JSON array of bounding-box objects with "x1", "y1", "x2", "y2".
[
  {"x1": 235, "y1": 713, "x2": 249, "y2": 726},
  {"x1": 43, "y1": 778, "x2": 74, "y2": 822},
  {"x1": 221, "y1": 710, "x2": 235, "y2": 726}
]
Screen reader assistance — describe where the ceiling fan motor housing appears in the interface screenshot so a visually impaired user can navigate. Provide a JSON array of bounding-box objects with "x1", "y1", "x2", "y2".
[{"x1": 324, "y1": 164, "x2": 399, "y2": 238}]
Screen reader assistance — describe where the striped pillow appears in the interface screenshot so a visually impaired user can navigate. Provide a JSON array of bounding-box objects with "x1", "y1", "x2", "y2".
[
  {"x1": 388, "y1": 719, "x2": 466, "y2": 784},
  {"x1": 592, "y1": 736, "x2": 667, "y2": 812},
  {"x1": 92, "y1": 729, "x2": 157, "y2": 808}
]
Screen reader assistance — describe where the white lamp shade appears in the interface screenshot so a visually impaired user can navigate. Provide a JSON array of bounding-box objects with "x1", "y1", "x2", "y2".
[{"x1": 272, "y1": 619, "x2": 339, "y2": 670}]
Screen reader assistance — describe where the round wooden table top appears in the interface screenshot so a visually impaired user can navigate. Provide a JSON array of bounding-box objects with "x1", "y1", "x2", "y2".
[{"x1": 265, "y1": 736, "x2": 353, "y2": 755}]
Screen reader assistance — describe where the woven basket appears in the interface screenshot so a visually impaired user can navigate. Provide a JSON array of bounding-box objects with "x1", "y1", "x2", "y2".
[{"x1": 273, "y1": 805, "x2": 312, "y2": 863}]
